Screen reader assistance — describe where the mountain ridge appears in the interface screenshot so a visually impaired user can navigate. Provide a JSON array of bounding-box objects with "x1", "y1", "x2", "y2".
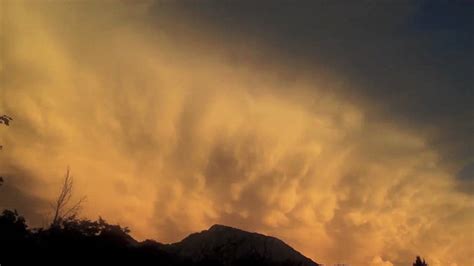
[{"x1": 158, "y1": 224, "x2": 320, "y2": 266}]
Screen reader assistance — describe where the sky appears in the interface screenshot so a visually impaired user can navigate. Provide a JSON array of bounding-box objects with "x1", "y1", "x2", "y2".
[{"x1": 0, "y1": 1, "x2": 473, "y2": 265}]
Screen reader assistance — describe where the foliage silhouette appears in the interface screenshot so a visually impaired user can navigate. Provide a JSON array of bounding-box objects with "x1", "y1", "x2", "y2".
[
  {"x1": 0, "y1": 114, "x2": 12, "y2": 150},
  {"x1": 0, "y1": 115, "x2": 12, "y2": 126},
  {"x1": 413, "y1": 256, "x2": 428, "y2": 266},
  {"x1": 0, "y1": 115, "x2": 12, "y2": 186},
  {"x1": 0, "y1": 210, "x2": 187, "y2": 265}
]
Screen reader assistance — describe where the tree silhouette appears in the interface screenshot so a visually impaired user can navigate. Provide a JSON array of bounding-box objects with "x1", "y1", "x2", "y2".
[
  {"x1": 413, "y1": 256, "x2": 428, "y2": 266},
  {"x1": 51, "y1": 167, "x2": 86, "y2": 226}
]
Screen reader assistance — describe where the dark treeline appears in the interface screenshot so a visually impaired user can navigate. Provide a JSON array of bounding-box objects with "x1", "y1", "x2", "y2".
[
  {"x1": 0, "y1": 210, "x2": 317, "y2": 266},
  {"x1": 0, "y1": 209, "x2": 186, "y2": 265}
]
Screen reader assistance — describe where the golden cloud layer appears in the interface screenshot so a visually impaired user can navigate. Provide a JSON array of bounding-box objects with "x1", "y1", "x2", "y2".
[{"x1": 0, "y1": 2, "x2": 472, "y2": 266}]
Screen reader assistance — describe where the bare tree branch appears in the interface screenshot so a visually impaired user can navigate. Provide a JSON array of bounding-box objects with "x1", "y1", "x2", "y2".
[{"x1": 51, "y1": 167, "x2": 86, "y2": 226}]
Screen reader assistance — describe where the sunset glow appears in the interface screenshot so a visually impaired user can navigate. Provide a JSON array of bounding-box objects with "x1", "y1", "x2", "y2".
[{"x1": 1, "y1": 2, "x2": 472, "y2": 266}]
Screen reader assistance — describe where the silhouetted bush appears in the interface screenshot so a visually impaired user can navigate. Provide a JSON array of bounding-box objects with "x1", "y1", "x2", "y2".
[{"x1": 0, "y1": 209, "x2": 28, "y2": 240}]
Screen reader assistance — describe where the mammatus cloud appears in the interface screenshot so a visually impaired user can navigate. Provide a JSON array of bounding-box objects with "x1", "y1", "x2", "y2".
[
  {"x1": 0, "y1": 2, "x2": 472, "y2": 266},
  {"x1": 370, "y1": 256, "x2": 393, "y2": 266}
]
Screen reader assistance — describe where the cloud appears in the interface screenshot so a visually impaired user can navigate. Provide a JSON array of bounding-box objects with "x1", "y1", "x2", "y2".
[
  {"x1": 149, "y1": 0, "x2": 474, "y2": 184},
  {"x1": 370, "y1": 256, "x2": 394, "y2": 266},
  {"x1": 0, "y1": 2, "x2": 472, "y2": 266},
  {"x1": 0, "y1": 164, "x2": 49, "y2": 226}
]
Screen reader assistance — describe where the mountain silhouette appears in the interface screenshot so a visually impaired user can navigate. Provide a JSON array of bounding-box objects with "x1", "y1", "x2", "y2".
[
  {"x1": 163, "y1": 224, "x2": 320, "y2": 266},
  {"x1": 0, "y1": 210, "x2": 319, "y2": 266}
]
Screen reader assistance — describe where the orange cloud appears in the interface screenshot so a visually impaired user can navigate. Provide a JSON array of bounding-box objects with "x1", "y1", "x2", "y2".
[{"x1": 0, "y1": 2, "x2": 472, "y2": 266}]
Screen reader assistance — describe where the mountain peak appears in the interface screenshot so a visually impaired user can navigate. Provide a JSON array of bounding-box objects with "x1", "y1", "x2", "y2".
[
  {"x1": 209, "y1": 224, "x2": 230, "y2": 230},
  {"x1": 208, "y1": 224, "x2": 242, "y2": 232}
]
